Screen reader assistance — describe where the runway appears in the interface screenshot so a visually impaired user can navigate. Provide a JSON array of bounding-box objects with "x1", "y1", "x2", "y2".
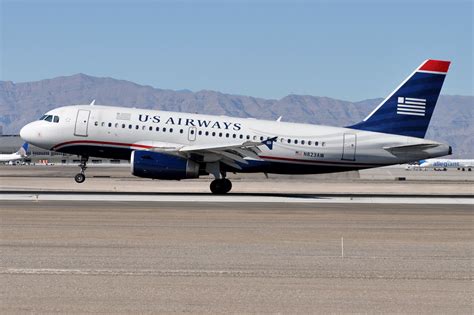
[
  {"x1": 1, "y1": 199, "x2": 472, "y2": 313},
  {"x1": 0, "y1": 191, "x2": 472, "y2": 204}
]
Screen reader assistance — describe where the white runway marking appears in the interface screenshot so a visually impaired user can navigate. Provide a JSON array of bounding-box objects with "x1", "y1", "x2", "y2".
[{"x1": 0, "y1": 193, "x2": 472, "y2": 204}]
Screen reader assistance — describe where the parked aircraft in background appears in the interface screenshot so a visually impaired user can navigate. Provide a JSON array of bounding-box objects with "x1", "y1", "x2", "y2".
[
  {"x1": 0, "y1": 142, "x2": 29, "y2": 163},
  {"x1": 20, "y1": 59, "x2": 452, "y2": 193},
  {"x1": 409, "y1": 159, "x2": 473, "y2": 171}
]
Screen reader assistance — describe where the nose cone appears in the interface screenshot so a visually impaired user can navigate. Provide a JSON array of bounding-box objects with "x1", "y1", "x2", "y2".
[{"x1": 20, "y1": 123, "x2": 34, "y2": 143}]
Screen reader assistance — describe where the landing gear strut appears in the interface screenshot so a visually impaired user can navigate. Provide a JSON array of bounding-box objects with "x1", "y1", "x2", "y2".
[
  {"x1": 74, "y1": 156, "x2": 88, "y2": 183},
  {"x1": 206, "y1": 162, "x2": 232, "y2": 194},
  {"x1": 210, "y1": 178, "x2": 232, "y2": 194}
]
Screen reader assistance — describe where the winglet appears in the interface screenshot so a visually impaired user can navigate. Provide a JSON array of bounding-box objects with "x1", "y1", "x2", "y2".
[{"x1": 261, "y1": 137, "x2": 278, "y2": 150}]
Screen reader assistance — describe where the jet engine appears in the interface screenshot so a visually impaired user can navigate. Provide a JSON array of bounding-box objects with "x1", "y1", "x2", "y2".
[{"x1": 131, "y1": 150, "x2": 200, "y2": 180}]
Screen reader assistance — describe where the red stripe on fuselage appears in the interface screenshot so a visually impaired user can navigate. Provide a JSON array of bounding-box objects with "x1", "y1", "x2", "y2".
[
  {"x1": 51, "y1": 140, "x2": 153, "y2": 151},
  {"x1": 52, "y1": 140, "x2": 386, "y2": 167},
  {"x1": 258, "y1": 155, "x2": 385, "y2": 167}
]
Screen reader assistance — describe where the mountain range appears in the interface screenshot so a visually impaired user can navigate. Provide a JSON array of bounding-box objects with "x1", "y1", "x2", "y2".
[{"x1": 0, "y1": 73, "x2": 472, "y2": 157}]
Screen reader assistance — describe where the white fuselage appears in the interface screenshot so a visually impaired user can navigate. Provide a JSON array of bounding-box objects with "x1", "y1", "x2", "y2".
[
  {"x1": 20, "y1": 105, "x2": 451, "y2": 174},
  {"x1": 0, "y1": 153, "x2": 24, "y2": 163},
  {"x1": 419, "y1": 159, "x2": 473, "y2": 169}
]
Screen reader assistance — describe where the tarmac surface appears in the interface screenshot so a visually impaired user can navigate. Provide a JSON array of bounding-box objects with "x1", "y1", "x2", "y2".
[
  {"x1": 0, "y1": 165, "x2": 473, "y2": 313},
  {"x1": 1, "y1": 200, "x2": 472, "y2": 313}
]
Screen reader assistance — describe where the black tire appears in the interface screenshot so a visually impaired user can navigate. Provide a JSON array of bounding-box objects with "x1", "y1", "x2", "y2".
[
  {"x1": 210, "y1": 179, "x2": 232, "y2": 194},
  {"x1": 74, "y1": 173, "x2": 86, "y2": 183},
  {"x1": 222, "y1": 178, "x2": 232, "y2": 194}
]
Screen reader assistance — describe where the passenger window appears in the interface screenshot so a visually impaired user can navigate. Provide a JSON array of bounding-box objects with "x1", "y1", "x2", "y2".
[
  {"x1": 135, "y1": 125, "x2": 139, "y2": 130},
  {"x1": 212, "y1": 132, "x2": 216, "y2": 137},
  {"x1": 287, "y1": 139, "x2": 291, "y2": 144},
  {"x1": 163, "y1": 127, "x2": 167, "y2": 132},
  {"x1": 180, "y1": 129, "x2": 184, "y2": 134},
  {"x1": 156, "y1": 127, "x2": 159, "y2": 131},
  {"x1": 301, "y1": 140, "x2": 305, "y2": 145},
  {"x1": 239, "y1": 134, "x2": 243, "y2": 139},
  {"x1": 149, "y1": 126, "x2": 153, "y2": 131},
  {"x1": 129, "y1": 124, "x2": 132, "y2": 129},
  {"x1": 205, "y1": 131, "x2": 209, "y2": 136},
  {"x1": 94, "y1": 121, "x2": 99, "y2": 126},
  {"x1": 219, "y1": 132, "x2": 223, "y2": 137},
  {"x1": 108, "y1": 123, "x2": 112, "y2": 127},
  {"x1": 198, "y1": 130, "x2": 202, "y2": 135},
  {"x1": 294, "y1": 139, "x2": 298, "y2": 144},
  {"x1": 225, "y1": 133, "x2": 229, "y2": 138},
  {"x1": 101, "y1": 122, "x2": 105, "y2": 127},
  {"x1": 246, "y1": 135, "x2": 250, "y2": 140},
  {"x1": 169, "y1": 128, "x2": 173, "y2": 133},
  {"x1": 260, "y1": 136, "x2": 264, "y2": 141},
  {"x1": 308, "y1": 141, "x2": 312, "y2": 145},
  {"x1": 142, "y1": 126, "x2": 146, "y2": 130},
  {"x1": 122, "y1": 124, "x2": 126, "y2": 128},
  {"x1": 115, "y1": 123, "x2": 119, "y2": 128},
  {"x1": 315, "y1": 141, "x2": 319, "y2": 146}
]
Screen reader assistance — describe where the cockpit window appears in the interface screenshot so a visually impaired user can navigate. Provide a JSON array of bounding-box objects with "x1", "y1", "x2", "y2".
[{"x1": 39, "y1": 114, "x2": 60, "y2": 123}]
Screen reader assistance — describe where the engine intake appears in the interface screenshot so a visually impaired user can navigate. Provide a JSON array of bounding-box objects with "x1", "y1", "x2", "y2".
[{"x1": 131, "y1": 150, "x2": 199, "y2": 180}]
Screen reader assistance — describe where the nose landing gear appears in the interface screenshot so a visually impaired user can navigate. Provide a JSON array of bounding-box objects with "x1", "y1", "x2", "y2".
[{"x1": 74, "y1": 156, "x2": 88, "y2": 183}]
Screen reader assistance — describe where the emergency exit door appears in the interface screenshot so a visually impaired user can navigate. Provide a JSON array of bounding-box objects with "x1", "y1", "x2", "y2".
[
  {"x1": 342, "y1": 133, "x2": 356, "y2": 161},
  {"x1": 74, "y1": 109, "x2": 90, "y2": 137},
  {"x1": 188, "y1": 126, "x2": 197, "y2": 141}
]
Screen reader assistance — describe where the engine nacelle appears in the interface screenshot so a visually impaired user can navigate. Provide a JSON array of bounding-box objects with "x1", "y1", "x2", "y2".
[{"x1": 131, "y1": 150, "x2": 200, "y2": 180}]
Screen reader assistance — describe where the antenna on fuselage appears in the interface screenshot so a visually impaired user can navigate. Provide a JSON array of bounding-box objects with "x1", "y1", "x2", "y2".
[
  {"x1": 90, "y1": 99, "x2": 96, "y2": 106},
  {"x1": 276, "y1": 116, "x2": 282, "y2": 122}
]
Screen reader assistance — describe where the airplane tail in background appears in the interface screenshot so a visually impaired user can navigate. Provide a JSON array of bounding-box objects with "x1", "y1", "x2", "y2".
[
  {"x1": 18, "y1": 142, "x2": 29, "y2": 157},
  {"x1": 349, "y1": 59, "x2": 450, "y2": 138}
]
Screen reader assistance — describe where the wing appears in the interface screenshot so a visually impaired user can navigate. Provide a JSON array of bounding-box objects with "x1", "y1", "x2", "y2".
[{"x1": 133, "y1": 137, "x2": 277, "y2": 170}]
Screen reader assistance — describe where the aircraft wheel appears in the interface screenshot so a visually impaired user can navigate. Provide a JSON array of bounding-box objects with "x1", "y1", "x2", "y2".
[
  {"x1": 210, "y1": 179, "x2": 232, "y2": 194},
  {"x1": 75, "y1": 173, "x2": 86, "y2": 183}
]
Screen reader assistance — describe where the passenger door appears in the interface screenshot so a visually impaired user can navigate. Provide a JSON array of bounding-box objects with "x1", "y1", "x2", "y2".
[
  {"x1": 74, "y1": 109, "x2": 90, "y2": 137},
  {"x1": 342, "y1": 133, "x2": 356, "y2": 161}
]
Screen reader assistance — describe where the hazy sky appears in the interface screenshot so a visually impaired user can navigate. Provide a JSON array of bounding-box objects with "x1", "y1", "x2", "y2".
[{"x1": 1, "y1": 0, "x2": 472, "y2": 100}]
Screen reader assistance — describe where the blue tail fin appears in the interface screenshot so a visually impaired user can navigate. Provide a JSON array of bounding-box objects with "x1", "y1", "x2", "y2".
[
  {"x1": 349, "y1": 59, "x2": 450, "y2": 138},
  {"x1": 18, "y1": 142, "x2": 29, "y2": 157}
]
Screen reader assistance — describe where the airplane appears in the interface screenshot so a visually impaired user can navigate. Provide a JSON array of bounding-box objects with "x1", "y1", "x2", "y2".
[
  {"x1": 20, "y1": 59, "x2": 452, "y2": 194},
  {"x1": 0, "y1": 142, "x2": 29, "y2": 163},
  {"x1": 410, "y1": 158, "x2": 473, "y2": 171}
]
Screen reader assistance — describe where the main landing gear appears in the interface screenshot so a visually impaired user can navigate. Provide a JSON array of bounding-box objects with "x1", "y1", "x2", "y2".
[
  {"x1": 206, "y1": 162, "x2": 232, "y2": 194},
  {"x1": 210, "y1": 178, "x2": 232, "y2": 194},
  {"x1": 74, "y1": 156, "x2": 88, "y2": 183}
]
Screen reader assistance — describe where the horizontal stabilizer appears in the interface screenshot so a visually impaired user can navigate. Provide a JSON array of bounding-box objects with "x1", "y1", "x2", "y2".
[{"x1": 384, "y1": 143, "x2": 441, "y2": 158}]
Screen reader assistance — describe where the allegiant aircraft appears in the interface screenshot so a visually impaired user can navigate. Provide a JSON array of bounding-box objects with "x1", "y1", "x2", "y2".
[{"x1": 20, "y1": 59, "x2": 451, "y2": 193}]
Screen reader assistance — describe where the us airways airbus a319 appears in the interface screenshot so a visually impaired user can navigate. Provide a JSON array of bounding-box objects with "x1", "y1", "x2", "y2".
[{"x1": 20, "y1": 59, "x2": 452, "y2": 193}]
